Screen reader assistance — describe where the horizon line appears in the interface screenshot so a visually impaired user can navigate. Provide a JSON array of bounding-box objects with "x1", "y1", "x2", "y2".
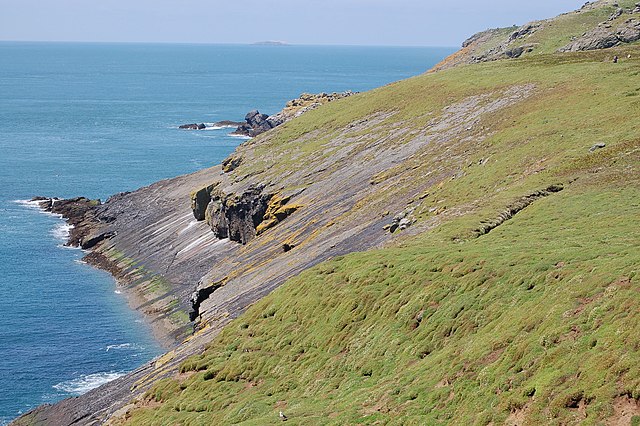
[{"x1": 0, "y1": 39, "x2": 459, "y2": 49}]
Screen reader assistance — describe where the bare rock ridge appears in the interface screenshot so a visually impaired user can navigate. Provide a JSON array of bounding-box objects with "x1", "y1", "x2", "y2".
[
  {"x1": 179, "y1": 91, "x2": 356, "y2": 136},
  {"x1": 473, "y1": 184, "x2": 564, "y2": 237},
  {"x1": 559, "y1": 16, "x2": 640, "y2": 51}
]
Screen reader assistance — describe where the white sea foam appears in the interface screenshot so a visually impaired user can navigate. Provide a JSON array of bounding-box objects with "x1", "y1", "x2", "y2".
[
  {"x1": 13, "y1": 199, "x2": 63, "y2": 219},
  {"x1": 105, "y1": 343, "x2": 132, "y2": 351},
  {"x1": 14, "y1": 199, "x2": 77, "y2": 247},
  {"x1": 53, "y1": 371, "x2": 126, "y2": 395},
  {"x1": 51, "y1": 223, "x2": 73, "y2": 242},
  {"x1": 228, "y1": 133, "x2": 252, "y2": 140},
  {"x1": 13, "y1": 199, "x2": 42, "y2": 209},
  {"x1": 203, "y1": 123, "x2": 237, "y2": 130},
  {"x1": 114, "y1": 289, "x2": 122, "y2": 294}
]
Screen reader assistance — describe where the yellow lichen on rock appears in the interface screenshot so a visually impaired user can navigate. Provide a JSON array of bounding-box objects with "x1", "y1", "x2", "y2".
[{"x1": 255, "y1": 194, "x2": 303, "y2": 235}]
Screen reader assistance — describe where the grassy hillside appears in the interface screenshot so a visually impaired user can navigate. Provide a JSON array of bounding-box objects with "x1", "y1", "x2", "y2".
[
  {"x1": 110, "y1": 42, "x2": 640, "y2": 425},
  {"x1": 432, "y1": 0, "x2": 640, "y2": 70}
]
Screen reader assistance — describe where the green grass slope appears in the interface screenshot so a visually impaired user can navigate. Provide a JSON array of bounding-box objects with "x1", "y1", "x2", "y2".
[
  {"x1": 114, "y1": 47, "x2": 640, "y2": 425},
  {"x1": 432, "y1": 0, "x2": 640, "y2": 70}
]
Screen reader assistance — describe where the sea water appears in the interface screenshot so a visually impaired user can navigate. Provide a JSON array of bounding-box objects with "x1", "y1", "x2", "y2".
[{"x1": 0, "y1": 42, "x2": 454, "y2": 423}]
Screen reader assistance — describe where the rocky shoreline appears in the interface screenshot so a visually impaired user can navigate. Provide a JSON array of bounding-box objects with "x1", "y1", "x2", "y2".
[
  {"x1": 10, "y1": 1, "x2": 640, "y2": 424},
  {"x1": 179, "y1": 91, "x2": 356, "y2": 137},
  {"x1": 12, "y1": 80, "x2": 544, "y2": 425},
  {"x1": 30, "y1": 196, "x2": 180, "y2": 348}
]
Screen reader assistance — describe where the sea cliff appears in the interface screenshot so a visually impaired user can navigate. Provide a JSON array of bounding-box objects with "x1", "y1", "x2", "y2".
[{"x1": 13, "y1": 1, "x2": 640, "y2": 424}]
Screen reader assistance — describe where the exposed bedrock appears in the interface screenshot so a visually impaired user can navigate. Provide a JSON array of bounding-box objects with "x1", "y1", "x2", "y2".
[
  {"x1": 233, "y1": 110, "x2": 274, "y2": 137},
  {"x1": 559, "y1": 18, "x2": 640, "y2": 52},
  {"x1": 15, "y1": 83, "x2": 543, "y2": 425},
  {"x1": 473, "y1": 184, "x2": 564, "y2": 237},
  {"x1": 206, "y1": 185, "x2": 271, "y2": 244},
  {"x1": 190, "y1": 183, "x2": 218, "y2": 221},
  {"x1": 33, "y1": 196, "x2": 110, "y2": 249},
  {"x1": 191, "y1": 183, "x2": 305, "y2": 245}
]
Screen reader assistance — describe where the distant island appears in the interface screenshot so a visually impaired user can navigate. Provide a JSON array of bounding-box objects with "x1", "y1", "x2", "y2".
[{"x1": 252, "y1": 40, "x2": 290, "y2": 46}]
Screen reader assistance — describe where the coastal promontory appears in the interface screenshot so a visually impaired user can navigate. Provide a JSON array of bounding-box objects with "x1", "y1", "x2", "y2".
[{"x1": 13, "y1": 1, "x2": 640, "y2": 424}]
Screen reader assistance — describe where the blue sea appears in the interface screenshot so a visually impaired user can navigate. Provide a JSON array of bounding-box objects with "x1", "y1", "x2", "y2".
[{"x1": 0, "y1": 42, "x2": 454, "y2": 424}]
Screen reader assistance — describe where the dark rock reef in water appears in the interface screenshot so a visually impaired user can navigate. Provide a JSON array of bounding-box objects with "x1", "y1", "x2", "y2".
[
  {"x1": 178, "y1": 123, "x2": 206, "y2": 130},
  {"x1": 33, "y1": 196, "x2": 113, "y2": 249}
]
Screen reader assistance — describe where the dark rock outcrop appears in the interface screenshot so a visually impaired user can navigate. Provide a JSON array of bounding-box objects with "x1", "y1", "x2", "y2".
[
  {"x1": 34, "y1": 197, "x2": 107, "y2": 249},
  {"x1": 232, "y1": 110, "x2": 275, "y2": 137},
  {"x1": 192, "y1": 185, "x2": 305, "y2": 244},
  {"x1": 179, "y1": 123, "x2": 206, "y2": 130},
  {"x1": 191, "y1": 183, "x2": 219, "y2": 221},
  {"x1": 559, "y1": 18, "x2": 640, "y2": 52},
  {"x1": 221, "y1": 155, "x2": 242, "y2": 173},
  {"x1": 204, "y1": 185, "x2": 272, "y2": 244}
]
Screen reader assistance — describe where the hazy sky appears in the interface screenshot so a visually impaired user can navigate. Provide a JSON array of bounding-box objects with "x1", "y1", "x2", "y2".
[{"x1": 1, "y1": 0, "x2": 585, "y2": 46}]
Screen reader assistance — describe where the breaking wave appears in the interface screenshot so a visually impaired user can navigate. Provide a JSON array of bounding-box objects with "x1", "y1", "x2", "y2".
[{"x1": 53, "y1": 371, "x2": 126, "y2": 395}]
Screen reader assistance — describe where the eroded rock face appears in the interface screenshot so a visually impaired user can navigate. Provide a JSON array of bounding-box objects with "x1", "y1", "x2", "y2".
[
  {"x1": 193, "y1": 185, "x2": 305, "y2": 245},
  {"x1": 191, "y1": 183, "x2": 218, "y2": 221},
  {"x1": 559, "y1": 19, "x2": 640, "y2": 52},
  {"x1": 203, "y1": 185, "x2": 272, "y2": 244}
]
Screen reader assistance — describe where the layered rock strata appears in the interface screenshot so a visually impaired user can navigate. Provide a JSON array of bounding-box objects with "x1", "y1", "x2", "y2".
[{"x1": 14, "y1": 82, "x2": 542, "y2": 425}]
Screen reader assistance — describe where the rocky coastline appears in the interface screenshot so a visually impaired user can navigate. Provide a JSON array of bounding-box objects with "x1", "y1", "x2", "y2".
[
  {"x1": 13, "y1": 80, "x2": 543, "y2": 425},
  {"x1": 30, "y1": 196, "x2": 180, "y2": 349},
  {"x1": 12, "y1": 1, "x2": 640, "y2": 423},
  {"x1": 179, "y1": 91, "x2": 356, "y2": 137}
]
